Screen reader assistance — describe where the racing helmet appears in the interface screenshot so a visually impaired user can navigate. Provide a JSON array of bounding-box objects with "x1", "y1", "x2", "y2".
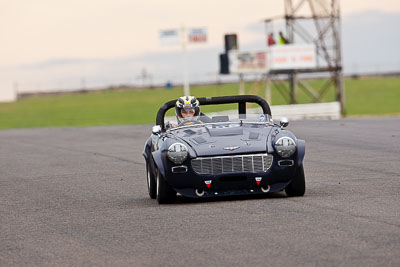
[{"x1": 175, "y1": 96, "x2": 200, "y2": 123}]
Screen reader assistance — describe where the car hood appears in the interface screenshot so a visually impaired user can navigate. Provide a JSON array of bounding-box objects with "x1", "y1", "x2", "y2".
[{"x1": 172, "y1": 125, "x2": 272, "y2": 157}]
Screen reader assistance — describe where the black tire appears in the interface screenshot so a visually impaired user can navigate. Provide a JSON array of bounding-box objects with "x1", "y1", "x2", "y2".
[
  {"x1": 146, "y1": 161, "x2": 156, "y2": 199},
  {"x1": 156, "y1": 168, "x2": 176, "y2": 204},
  {"x1": 285, "y1": 165, "x2": 306, "y2": 197}
]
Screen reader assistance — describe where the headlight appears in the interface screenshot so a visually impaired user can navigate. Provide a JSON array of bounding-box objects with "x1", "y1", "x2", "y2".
[
  {"x1": 274, "y1": 137, "x2": 296, "y2": 158},
  {"x1": 167, "y1": 143, "x2": 188, "y2": 164}
]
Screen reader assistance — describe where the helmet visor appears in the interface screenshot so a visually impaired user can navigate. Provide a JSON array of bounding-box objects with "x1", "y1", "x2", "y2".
[{"x1": 181, "y1": 108, "x2": 195, "y2": 118}]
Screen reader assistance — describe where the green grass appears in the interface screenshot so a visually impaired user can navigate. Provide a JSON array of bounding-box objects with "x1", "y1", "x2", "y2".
[
  {"x1": 345, "y1": 77, "x2": 400, "y2": 115},
  {"x1": 0, "y1": 76, "x2": 399, "y2": 129}
]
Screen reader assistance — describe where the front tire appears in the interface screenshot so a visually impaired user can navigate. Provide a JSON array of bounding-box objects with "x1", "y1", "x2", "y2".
[
  {"x1": 156, "y1": 168, "x2": 176, "y2": 204},
  {"x1": 146, "y1": 161, "x2": 156, "y2": 199},
  {"x1": 285, "y1": 165, "x2": 306, "y2": 197}
]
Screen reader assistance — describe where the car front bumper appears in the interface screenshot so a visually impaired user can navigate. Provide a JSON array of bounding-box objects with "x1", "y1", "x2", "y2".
[{"x1": 163, "y1": 158, "x2": 297, "y2": 198}]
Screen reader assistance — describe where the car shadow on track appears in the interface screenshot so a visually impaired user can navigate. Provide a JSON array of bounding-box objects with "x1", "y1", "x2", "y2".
[
  {"x1": 175, "y1": 191, "x2": 288, "y2": 205},
  {"x1": 123, "y1": 191, "x2": 295, "y2": 208}
]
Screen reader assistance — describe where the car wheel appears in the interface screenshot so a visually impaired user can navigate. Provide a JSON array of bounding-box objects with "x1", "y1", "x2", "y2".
[
  {"x1": 146, "y1": 161, "x2": 156, "y2": 199},
  {"x1": 156, "y1": 168, "x2": 176, "y2": 204},
  {"x1": 285, "y1": 165, "x2": 306, "y2": 197}
]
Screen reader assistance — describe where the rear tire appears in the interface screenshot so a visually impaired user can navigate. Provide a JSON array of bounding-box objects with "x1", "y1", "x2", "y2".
[
  {"x1": 285, "y1": 165, "x2": 306, "y2": 197},
  {"x1": 146, "y1": 161, "x2": 156, "y2": 199},
  {"x1": 156, "y1": 168, "x2": 176, "y2": 204}
]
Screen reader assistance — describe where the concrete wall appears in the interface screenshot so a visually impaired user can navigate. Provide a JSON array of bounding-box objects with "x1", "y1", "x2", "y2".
[{"x1": 0, "y1": 82, "x2": 17, "y2": 102}]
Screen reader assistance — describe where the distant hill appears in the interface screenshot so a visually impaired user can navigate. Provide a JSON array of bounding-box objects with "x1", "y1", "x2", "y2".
[{"x1": 4, "y1": 10, "x2": 400, "y2": 93}]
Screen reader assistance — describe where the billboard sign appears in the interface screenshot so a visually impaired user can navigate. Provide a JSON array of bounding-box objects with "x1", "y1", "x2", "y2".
[
  {"x1": 159, "y1": 29, "x2": 180, "y2": 46},
  {"x1": 227, "y1": 44, "x2": 316, "y2": 74}
]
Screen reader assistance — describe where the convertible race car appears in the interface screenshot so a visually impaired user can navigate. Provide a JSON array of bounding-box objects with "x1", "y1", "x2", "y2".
[{"x1": 143, "y1": 95, "x2": 306, "y2": 204}]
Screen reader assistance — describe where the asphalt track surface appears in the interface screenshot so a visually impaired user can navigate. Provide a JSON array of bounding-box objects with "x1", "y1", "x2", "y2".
[{"x1": 1, "y1": 117, "x2": 399, "y2": 266}]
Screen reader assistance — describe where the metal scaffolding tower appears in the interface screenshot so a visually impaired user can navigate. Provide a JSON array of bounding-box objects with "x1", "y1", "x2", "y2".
[{"x1": 264, "y1": 0, "x2": 346, "y2": 114}]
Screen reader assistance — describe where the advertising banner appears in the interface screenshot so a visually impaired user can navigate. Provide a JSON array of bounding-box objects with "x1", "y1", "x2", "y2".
[
  {"x1": 188, "y1": 28, "x2": 207, "y2": 43},
  {"x1": 228, "y1": 44, "x2": 316, "y2": 74}
]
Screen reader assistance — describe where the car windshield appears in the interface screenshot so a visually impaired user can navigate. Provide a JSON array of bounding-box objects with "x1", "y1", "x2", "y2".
[{"x1": 165, "y1": 113, "x2": 274, "y2": 130}]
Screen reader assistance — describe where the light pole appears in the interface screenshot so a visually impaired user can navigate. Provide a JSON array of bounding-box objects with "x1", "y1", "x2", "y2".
[{"x1": 181, "y1": 25, "x2": 190, "y2": 96}]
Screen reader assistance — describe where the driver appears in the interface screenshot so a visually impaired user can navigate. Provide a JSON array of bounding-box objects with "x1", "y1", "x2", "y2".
[{"x1": 175, "y1": 96, "x2": 200, "y2": 125}]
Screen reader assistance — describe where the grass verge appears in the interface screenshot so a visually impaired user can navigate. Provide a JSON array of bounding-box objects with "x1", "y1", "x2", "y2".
[{"x1": 0, "y1": 76, "x2": 399, "y2": 129}]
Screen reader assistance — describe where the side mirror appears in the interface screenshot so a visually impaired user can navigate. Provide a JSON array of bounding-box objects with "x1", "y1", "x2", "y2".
[
  {"x1": 152, "y1": 125, "x2": 162, "y2": 135},
  {"x1": 280, "y1": 117, "x2": 289, "y2": 128}
]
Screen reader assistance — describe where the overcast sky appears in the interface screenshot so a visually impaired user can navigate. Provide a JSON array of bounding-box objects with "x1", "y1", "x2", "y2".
[{"x1": 1, "y1": 0, "x2": 400, "y2": 66}]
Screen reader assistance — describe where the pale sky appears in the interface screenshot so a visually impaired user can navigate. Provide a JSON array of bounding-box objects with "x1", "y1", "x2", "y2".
[{"x1": 1, "y1": 0, "x2": 400, "y2": 66}]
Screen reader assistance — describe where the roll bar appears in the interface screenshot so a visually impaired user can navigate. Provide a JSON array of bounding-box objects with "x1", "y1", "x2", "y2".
[{"x1": 156, "y1": 95, "x2": 272, "y2": 130}]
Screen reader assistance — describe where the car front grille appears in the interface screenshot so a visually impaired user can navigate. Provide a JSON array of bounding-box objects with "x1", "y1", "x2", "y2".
[{"x1": 191, "y1": 153, "x2": 273, "y2": 175}]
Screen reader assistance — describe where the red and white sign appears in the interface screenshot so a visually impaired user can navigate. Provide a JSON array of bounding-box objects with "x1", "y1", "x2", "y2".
[
  {"x1": 188, "y1": 28, "x2": 207, "y2": 43},
  {"x1": 269, "y1": 44, "x2": 316, "y2": 70}
]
